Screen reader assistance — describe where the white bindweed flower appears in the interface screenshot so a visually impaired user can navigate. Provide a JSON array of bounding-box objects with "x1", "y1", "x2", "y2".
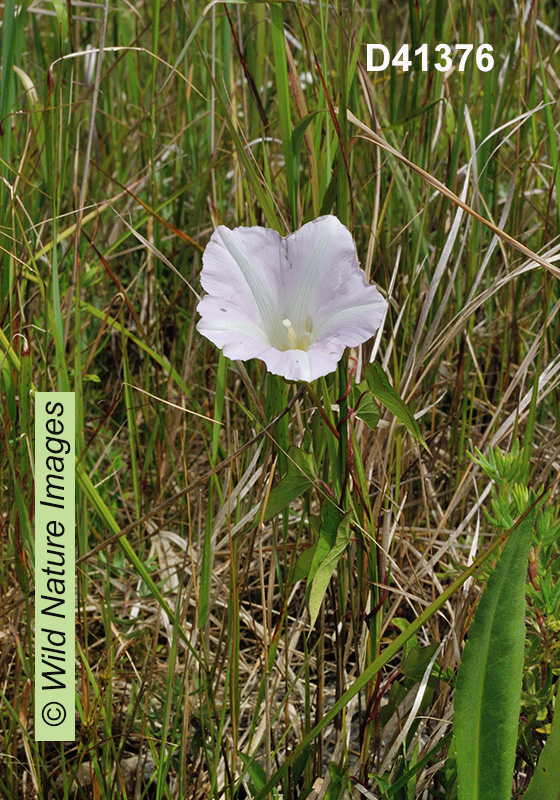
[{"x1": 196, "y1": 215, "x2": 388, "y2": 382}]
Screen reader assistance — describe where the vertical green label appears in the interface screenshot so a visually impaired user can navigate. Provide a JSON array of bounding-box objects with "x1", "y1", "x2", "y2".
[{"x1": 34, "y1": 392, "x2": 75, "y2": 741}]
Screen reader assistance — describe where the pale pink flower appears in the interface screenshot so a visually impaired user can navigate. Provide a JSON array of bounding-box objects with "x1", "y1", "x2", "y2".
[{"x1": 197, "y1": 215, "x2": 387, "y2": 382}]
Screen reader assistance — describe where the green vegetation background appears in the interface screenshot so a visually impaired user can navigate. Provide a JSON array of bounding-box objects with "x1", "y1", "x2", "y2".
[{"x1": 1, "y1": 0, "x2": 560, "y2": 797}]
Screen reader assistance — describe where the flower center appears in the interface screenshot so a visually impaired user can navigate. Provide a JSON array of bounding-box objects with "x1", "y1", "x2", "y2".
[{"x1": 281, "y1": 316, "x2": 313, "y2": 351}]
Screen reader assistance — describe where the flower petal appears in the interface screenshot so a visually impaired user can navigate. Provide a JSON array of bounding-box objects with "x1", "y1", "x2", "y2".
[
  {"x1": 313, "y1": 285, "x2": 388, "y2": 346},
  {"x1": 198, "y1": 225, "x2": 287, "y2": 348},
  {"x1": 258, "y1": 340, "x2": 344, "y2": 382}
]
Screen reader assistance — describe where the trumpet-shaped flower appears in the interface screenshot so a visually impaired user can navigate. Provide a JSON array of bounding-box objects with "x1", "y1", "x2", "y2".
[{"x1": 197, "y1": 215, "x2": 387, "y2": 382}]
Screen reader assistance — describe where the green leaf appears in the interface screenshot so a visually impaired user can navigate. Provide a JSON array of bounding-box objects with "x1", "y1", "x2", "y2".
[
  {"x1": 293, "y1": 746, "x2": 312, "y2": 786},
  {"x1": 292, "y1": 545, "x2": 315, "y2": 583},
  {"x1": 523, "y1": 684, "x2": 560, "y2": 800},
  {"x1": 325, "y1": 762, "x2": 346, "y2": 799},
  {"x1": 385, "y1": 732, "x2": 453, "y2": 798},
  {"x1": 238, "y1": 753, "x2": 267, "y2": 797},
  {"x1": 454, "y1": 512, "x2": 535, "y2": 800},
  {"x1": 401, "y1": 643, "x2": 440, "y2": 682},
  {"x1": 308, "y1": 509, "x2": 350, "y2": 627},
  {"x1": 373, "y1": 773, "x2": 392, "y2": 794},
  {"x1": 365, "y1": 363, "x2": 428, "y2": 450},
  {"x1": 350, "y1": 379, "x2": 381, "y2": 432},
  {"x1": 263, "y1": 445, "x2": 315, "y2": 522},
  {"x1": 308, "y1": 502, "x2": 340, "y2": 576}
]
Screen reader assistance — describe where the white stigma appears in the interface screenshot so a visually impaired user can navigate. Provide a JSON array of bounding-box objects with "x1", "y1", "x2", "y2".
[{"x1": 282, "y1": 318, "x2": 297, "y2": 344}]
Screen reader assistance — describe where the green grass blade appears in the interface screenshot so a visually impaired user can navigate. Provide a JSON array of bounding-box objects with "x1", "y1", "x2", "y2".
[
  {"x1": 535, "y1": 34, "x2": 560, "y2": 229},
  {"x1": 75, "y1": 462, "x2": 202, "y2": 667},
  {"x1": 198, "y1": 350, "x2": 227, "y2": 629},
  {"x1": 270, "y1": 3, "x2": 295, "y2": 223}
]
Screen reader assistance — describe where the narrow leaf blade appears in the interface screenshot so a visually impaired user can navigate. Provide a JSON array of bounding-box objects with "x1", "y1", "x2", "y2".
[
  {"x1": 454, "y1": 513, "x2": 535, "y2": 800},
  {"x1": 523, "y1": 684, "x2": 560, "y2": 800}
]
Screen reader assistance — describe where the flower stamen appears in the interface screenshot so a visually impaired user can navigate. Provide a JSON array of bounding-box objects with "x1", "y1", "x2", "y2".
[{"x1": 282, "y1": 317, "x2": 312, "y2": 351}]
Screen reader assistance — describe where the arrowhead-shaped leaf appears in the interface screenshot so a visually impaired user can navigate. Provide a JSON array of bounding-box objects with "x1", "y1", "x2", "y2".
[
  {"x1": 263, "y1": 445, "x2": 315, "y2": 522},
  {"x1": 308, "y1": 508, "x2": 350, "y2": 627},
  {"x1": 365, "y1": 363, "x2": 428, "y2": 450},
  {"x1": 350, "y1": 379, "x2": 381, "y2": 432}
]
